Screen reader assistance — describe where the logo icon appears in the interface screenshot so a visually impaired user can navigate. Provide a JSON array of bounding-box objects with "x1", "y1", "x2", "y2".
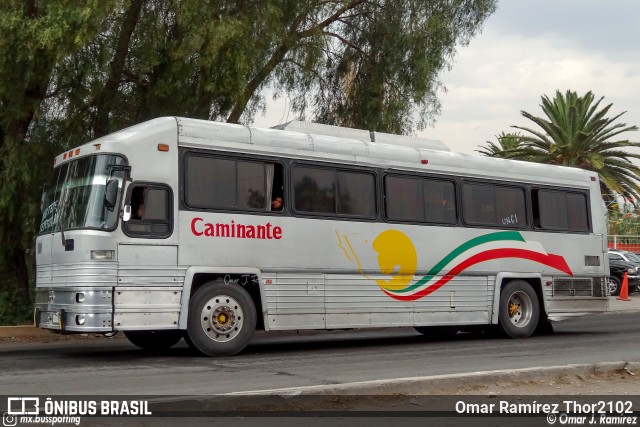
[
  {"x1": 2, "y1": 412, "x2": 17, "y2": 427},
  {"x1": 4, "y1": 397, "x2": 39, "y2": 426}
]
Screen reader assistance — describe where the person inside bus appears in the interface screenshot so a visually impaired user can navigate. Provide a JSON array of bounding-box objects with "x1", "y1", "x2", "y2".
[
  {"x1": 135, "y1": 201, "x2": 145, "y2": 220},
  {"x1": 131, "y1": 187, "x2": 146, "y2": 220},
  {"x1": 271, "y1": 196, "x2": 283, "y2": 211}
]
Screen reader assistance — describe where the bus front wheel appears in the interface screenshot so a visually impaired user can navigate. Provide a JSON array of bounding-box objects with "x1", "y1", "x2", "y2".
[
  {"x1": 498, "y1": 280, "x2": 540, "y2": 338},
  {"x1": 186, "y1": 283, "x2": 257, "y2": 356}
]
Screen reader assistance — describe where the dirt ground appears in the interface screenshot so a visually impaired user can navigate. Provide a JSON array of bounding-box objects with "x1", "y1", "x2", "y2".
[
  {"x1": 431, "y1": 367, "x2": 640, "y2": 395},
  {"x1": 0, "y1": 332, "x2": 123, "y2": 343}
]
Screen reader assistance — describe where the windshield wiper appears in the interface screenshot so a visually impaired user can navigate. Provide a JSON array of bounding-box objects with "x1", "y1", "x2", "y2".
[{"x1": 57, "y1": 185, "x2": 69, "y2": 248}]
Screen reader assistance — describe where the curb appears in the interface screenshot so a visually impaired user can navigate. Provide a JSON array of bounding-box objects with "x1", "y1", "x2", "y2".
[{"x1": 225, "y1": 361, "x2": 640, "y2": 396}]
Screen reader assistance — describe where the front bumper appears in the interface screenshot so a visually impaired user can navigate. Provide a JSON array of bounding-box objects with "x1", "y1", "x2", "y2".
[
  {"x1": 34, "y1": 286, "x2": 182, "y2": 333},
  {"x1": 34, "y1": 287, "x2": 114, "y2": 332}
]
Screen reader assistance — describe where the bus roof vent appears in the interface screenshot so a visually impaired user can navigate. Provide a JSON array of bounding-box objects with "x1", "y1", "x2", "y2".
[
  {"x1": 272, "y1": 120, "x2": 449, "y2": 152},
  {"x1": 370, "y1": 131, "x2": 449, "y2": 151},
  {"x1": 272, "y1": 120, "x2": 370, "y2": 142}
]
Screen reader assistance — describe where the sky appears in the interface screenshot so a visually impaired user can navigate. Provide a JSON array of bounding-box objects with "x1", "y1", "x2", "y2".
[{"x1": 253, "y1": 0, "x2": 640, "y2": 155}]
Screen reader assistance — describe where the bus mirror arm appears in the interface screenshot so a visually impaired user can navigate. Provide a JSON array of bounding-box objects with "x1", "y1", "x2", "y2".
[{"x1": 106, "y1": 164, "x2": 131, "y2": 180}]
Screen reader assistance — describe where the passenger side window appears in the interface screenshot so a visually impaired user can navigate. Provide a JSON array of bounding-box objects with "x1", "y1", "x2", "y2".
[
  {"x1": 292, "y1": 165, "x2": 375, "y2": 218},
  {"x1": 462, "y1": 182, "x2": 526, "y2": 228},
  {"x1": 124, "y1": 184, "x2": 172, "y2": 238},
  {"x1": 533, "y1": 189, "x2": 589, "y2": 232},
  {"x1": 385, "y1": 175, "x2": 456, "y2": 224},
  {"x1": 184, "y1": 154, "x2": 284, "y2": 212}
]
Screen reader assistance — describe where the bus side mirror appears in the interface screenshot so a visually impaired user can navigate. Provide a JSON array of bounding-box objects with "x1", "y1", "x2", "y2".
[
  {"x1": 104, "y1": 179, "x2": 118, "y2": 211},
  {"x1": 122, "y1": 205, "x2": 132, "y2": 222}
]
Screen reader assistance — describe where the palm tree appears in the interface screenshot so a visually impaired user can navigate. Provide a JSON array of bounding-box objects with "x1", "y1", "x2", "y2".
[
  {"x1": 476, "y1": 132, "x2": 526, "y2": 159},
  {"x1": 486, "y1": 90, "x2": 640, "y2": 205}
]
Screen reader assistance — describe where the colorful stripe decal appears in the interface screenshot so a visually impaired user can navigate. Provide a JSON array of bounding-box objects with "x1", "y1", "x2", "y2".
[
  {"x1": 397, "y1": 231, "x2": 526, "y2": 293},
  {"x1": 382, "y1": 247, "x2": 573, "y2": 301}
]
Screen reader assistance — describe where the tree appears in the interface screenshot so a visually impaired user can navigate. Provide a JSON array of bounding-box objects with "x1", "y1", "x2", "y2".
[
  {"x1": 479, "y1": 90, "x2": 640, "y2": 207},
  {"x1": 289, "y1": 1, "x2": 499, "y2": 134},
  {"x1": 46, "y1": 0, "x2": 497, "y2": 138},
  {"x1": 476, "y1": 132, "x2": 526, "y2": 159},
  {"x1": 0, "y1": 1, "x2": 114, "y2": 299}
]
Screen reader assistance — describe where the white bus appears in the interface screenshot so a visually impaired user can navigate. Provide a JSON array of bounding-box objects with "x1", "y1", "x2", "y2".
[{"x1": 35, "y1": 117, "x2": 609, "y2": 356}]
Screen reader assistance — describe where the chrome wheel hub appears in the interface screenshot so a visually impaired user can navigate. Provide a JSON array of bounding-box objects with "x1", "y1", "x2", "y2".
[
  {"x1": 200, "y1": 295, "x2": 244, "y2": 342},
  {"x1": 507, "y1": 291, "x2": 532, "y2": 328}
]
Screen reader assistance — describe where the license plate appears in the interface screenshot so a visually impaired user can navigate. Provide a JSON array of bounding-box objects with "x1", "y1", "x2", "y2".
[{"x1": 46, "y1": 311, "x2": 62, "y2": 329}]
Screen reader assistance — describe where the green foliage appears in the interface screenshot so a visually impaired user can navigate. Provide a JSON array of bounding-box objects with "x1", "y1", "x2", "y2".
[
  {"x1": 45, "y1": 0, "x2": 497, "y2": 140},
  {"x1": 0, "y1": 1, "x2": 116, "y2": 298},
  {"x1": 476, "y1": 132, "x2": 526, "y2": 159},
  {"x1": 306, "y1": 0, "x2": 498, "y2": 134},
  {"x1": 607, "y1": 199, "x2": 640, "y2": 236},
  {"x1": 478, "y1": 90, "x2": 640, "y2": 209},
  {"x1": 0, "y1": 282, "x2": 32, "y2": 326}
]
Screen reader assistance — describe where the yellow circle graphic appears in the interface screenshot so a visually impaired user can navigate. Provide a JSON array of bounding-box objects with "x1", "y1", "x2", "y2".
[{"x1": 372, "y1": 230, "x2": 418, "y2": 291}]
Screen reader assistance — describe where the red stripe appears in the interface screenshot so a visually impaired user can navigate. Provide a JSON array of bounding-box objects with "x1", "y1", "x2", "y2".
[{"x1": 383, "y1": 249, "x2": 573, "y2": 301}]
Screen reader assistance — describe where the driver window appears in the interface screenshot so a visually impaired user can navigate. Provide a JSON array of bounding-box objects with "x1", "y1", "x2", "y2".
[{"x1": 124, "y1": 184, "x2": 172, "y2": 238}]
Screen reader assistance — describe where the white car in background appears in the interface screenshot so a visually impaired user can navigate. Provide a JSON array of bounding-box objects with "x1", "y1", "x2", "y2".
[{"x1": 608, "y1": 248, "x2": 640, "y2": 268}]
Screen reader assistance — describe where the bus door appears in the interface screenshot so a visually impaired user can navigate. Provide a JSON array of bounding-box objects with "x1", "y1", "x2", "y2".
[{"x1": 117, "y1": 182, "x2": 182, "y2": 329}]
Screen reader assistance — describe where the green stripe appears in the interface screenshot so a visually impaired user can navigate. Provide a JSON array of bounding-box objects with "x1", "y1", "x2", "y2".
[{"x1": 394, "y1": 231, "x2": 525, "y2": 293}]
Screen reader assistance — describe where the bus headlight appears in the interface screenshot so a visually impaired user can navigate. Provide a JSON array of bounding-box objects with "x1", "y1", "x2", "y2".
[{"x1": 90, "y1": 250, "x2": 115, "y2": 260}]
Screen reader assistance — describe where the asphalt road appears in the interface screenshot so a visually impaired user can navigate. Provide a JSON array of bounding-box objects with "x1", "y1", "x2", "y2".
[{"x1": 1, "y1": 311, "x2": 640, "y2": 396}]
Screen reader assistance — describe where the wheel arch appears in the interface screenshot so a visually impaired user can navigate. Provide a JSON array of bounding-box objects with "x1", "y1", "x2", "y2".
[
  {"x1": 491, "y1": 273, "x2": 547, "y2": 325},
  {"x1": 178, "y1": 267, "x2": 264, "y2": 330}
]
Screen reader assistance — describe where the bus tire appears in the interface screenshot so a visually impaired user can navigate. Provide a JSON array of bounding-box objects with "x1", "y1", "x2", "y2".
[
  {"x1": 124, "y1": 330, "x2": 183, "y2": 351},
  {"x1": 498, "y1": 280, "x2": 540, "y2": 339},
  {"x1": 186, "y1": 283, "x2": 256, "y2": 356}
]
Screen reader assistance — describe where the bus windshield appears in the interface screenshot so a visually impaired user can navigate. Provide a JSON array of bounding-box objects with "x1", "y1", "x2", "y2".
[{"x1": 39, "y1": 154, "x2": 127, "y2": 234}]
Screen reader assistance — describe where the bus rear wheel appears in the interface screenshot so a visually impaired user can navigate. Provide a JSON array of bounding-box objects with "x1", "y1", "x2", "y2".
[
  {"x1": 124, "y1": 330, "x2": 183, "y2": 351},
  {"x1": 498, "y1": 280, "x2": 540, "y2": 338},
  {"x1": 186, "y1": 283, "x2": 257, "y2": 356}
]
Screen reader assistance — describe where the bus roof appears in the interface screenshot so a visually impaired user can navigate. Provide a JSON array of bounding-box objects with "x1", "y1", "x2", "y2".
[
  {"x1": 175, "y1": 117, "x2": 595, "y2": 188},
  {"x1": 55, "y1": 116, "x2": 596, "y2": 188}
]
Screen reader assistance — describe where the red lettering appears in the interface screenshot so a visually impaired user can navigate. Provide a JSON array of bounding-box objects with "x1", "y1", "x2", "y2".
[
  {"x1": 191, "y1": 219, "x2": 282, "y2": 240},
  {"x1": 216, "y1": 223, "x2": 230, "y2": 237},
  {"x1": 191, "y1": 217, "x2": 203, "y2": 236}
]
